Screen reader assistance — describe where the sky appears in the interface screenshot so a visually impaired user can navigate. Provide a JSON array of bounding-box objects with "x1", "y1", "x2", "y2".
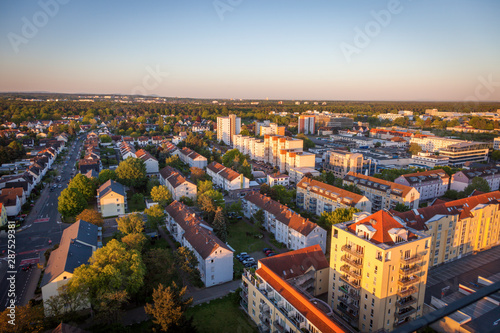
[{"x1": 0, "y1": 0, "x2": 499, "y2": 101}]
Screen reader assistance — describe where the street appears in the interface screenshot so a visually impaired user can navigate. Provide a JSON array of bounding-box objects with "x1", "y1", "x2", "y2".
[{"x1": 0, "y1": 135, "x2": 85, "y2": 311}]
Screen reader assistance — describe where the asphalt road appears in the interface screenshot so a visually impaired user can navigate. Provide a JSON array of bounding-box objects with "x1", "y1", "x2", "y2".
[{"x1": 0, "y1": 134, "x2": 85, "y2": 311}]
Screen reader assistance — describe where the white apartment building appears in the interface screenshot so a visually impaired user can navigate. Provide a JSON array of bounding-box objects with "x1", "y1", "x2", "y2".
[
  {"x1": 394, "y1": 169, "x2": 450, "y2": 201},
  {"x1": 267, "y1": 173, "x2": 289, "y2": 187},
  {"x1": 136, "y1": 149, "x2": 159, "y2": 175},
  {"x1": 297, "y1": 178, "x2": 371, "y2": 215},
  {"x1": 409, "y1": 136, "x2": 464, "y2": 153},
  {"x1": 450, "y1": 166, "x2": 500, "y2": 192},
  {"x1": 242, "y1": 192, "x2": 327, "y2": 253},
  {"x1": 323, "y1": 150, "x2": 364, "y2": 179},
  {"x1": 255, "y1": 120, "x2": 285, "y2": 136},
  {"x1": 159, "y1": 166, "x2": 197, "y2": 201},
  {"x1": 411, "y1": 152, "x2": 450, "y2": 169},
  {"x1": 494, "y1": 137, "x2": 500, "y2": 150},
  {"x1": 298, "y1": 115, "x2": 315, "y2": 134},
  {"x1": 288, "y1": 166, "x2": 320, "y2": 184},
  {"x1": 165, "y1": 201, "x2": 233, "y2": 287},
  {"x1": 377, "y1": 113, "x2": 404, "y2": 121},
  {"x1": 174, "y1": 147, "x2": 208, "y2": 169},
  {"x1": 217, "y1": 114, "x2": 241, "y2": 145},
  {"x1": 206, "y1": 161, "x2": 250, "y2": 191}
]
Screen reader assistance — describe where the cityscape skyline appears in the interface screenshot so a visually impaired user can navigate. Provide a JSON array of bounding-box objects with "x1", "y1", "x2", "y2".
[{"x1": 1, "y1": 0, "x2": 500, "y2": 101}]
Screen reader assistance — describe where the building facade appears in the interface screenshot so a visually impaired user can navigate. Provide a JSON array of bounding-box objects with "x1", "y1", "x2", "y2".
[
  {"x1": 206, "y1": 161, "x2": 250, "y2": 191},
  {"x1": 329, "y1": 211, "x2": 431, "y2": 331},
  {"x1": 298, "y1": 115, "x2": 315, "y2": 134},
  {"x1": 267, "y1": 173, "x2": 290, "y2": 187},
  {"x1": 323, "y1": 150, "x2": 364, "y2": 179},
  {"x1": 97, "y1": 180, "x2": 127, "y2": 217},
  {"x1": 297, "y1": 178, "x2": 371, "y2": 215},
  {"x1": 159, "y1": 166, "x2": 197, "y2": 201},
  {"x1": 288, "y1": 167, "x2": 320, "y2": 184},
  {"x1": 343, "y1": 172, "x2": 420, "y2": 212},
  {"x1": 438, "y1": 142, "x2": 491, "y2": 167},
  {"x1": 217, "y1": 114, "x2": 241, "y2": 145},
  {"x1": 450, "y1": 166, "x2": 500, "y2": 192},
  {"x1": 175, "y1": 147, "x2": 208, "y2": 169},
  {"x1": 394, "y1": 169, "x2": 450, "y2": 201},
  {"x1": 136, "y1": 149, "x2": 159, "y2": 175},
  {"x1": 411, "y1": 152, "x2": 450, "y2": 169}
]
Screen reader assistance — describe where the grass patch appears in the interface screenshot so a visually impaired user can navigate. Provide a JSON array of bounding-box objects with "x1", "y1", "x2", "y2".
[
  {"x1": 227, "y1": 221, "x2": 267, "y2": 254},
  {"x1": 186, "y1": 292, "x2": 257, "y2": 333}
]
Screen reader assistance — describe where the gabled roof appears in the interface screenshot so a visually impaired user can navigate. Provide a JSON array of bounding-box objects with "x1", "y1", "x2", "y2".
[
  {"x1": 344, "y1": 172, "x2": 414, "y2": 197},
  {"x1": 398, "y1": 169, "x2": 449, "y2": 184},
  {"x1": 244, "y1": 192, "x2": 322, "y2": 236},
  {"x1": 179, "y1": 147, "x2": 206, "y2": 161},
  {"x1": 456, "y1": 166, "x2": 500, "y2": 180},
  {"x1": 347, "y1": 210, "x2": 417, "y2": 245},
  {"x1": 136, "y1": 149, "x2": 158, "y2": 162},
  {"x1": 207, "y1": 162, "x2": 241, "y2": 181},
  {"x1": 297, "y1": 177, "x2": 365, "y2": 206},
  {"x1": 394, "y1": 191, "x2": 500, "y2": 230},
  {"x1": 159, "y1": 166, "x2": 193, "y2": 188},
  {"x1": 1, "y1": 187, "x2": 24, "y2": 198},
  {"x1": 41, "y1": 220, "x2": 98, "y2": 287},
  {"x1": 98, "y1": 179, "x2": 125, "y2": 198},
  {"x1": 84, "y1": 169, "x2": 99, "y2": 179}
]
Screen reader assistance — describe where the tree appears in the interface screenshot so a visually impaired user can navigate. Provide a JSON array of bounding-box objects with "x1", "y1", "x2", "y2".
[
  {"x1": 116, "y1": 157, "x2": 147, "y2": 188},
  {"x1": 198, "y1": 189, "x2": 224, "y2": 221},
  {"x1": 44, "y1": 284, "x2": 88, "y2": 320},
  {"x1": 100, "y1": 134, "x2": 112, "y2": 143},
  {"x1": 145, "y1": 282, "x2": 192, "y2": 332},
  {"x1": 409, "y1": 143, "x2": 422, "y2": 155},
  {"x1": 175, "y1": 247, "x2": 199, "y2": 274},
  {"x1": 269, "y1": 185, "x2": 295, "y2": 206},
  {"x1": 0, "y1": 303, "x2": 45, "y2": 333},
  {"x1": 68, "y1": 239, "x2": 145, "y2": 305},
  {"x1": 492, "y1": 150, "x2": 500, "y2": 161},
  {"x1": 318, "y1": 208, "x2": 361, "y2": 229},
  {"x1": 98, "y1": 169, "x2": 117, "y2": 184},
  {"x1": 76, "y1": 209, "x2": 104, "y2": 227},
  {"x1": 58, "y1": 187, "x2": 87, "y2": 217},
  {"x1": 296, "y1": 133, "x2": 315, "y2": 150},
  {"x1": 464, "y1": 177, "x2": 491, "y2": 196},
  {"x1": 122, "y1": 232, "x2": 147, "y2": 251},
  {"x1": 150, "y1": 185, "x2": 172, "y2": 207},
  {"x1": 254, "y1": 209, "x2": 265, "y2": 228},
  {"x1": 68, "y1": 173, "x2": 96, "y2": 202},
  {"x1": 212, "y1": 207, "x2": 227, "y2": 242},
  {"x1": 393, "y1": 203, "x2": 410, "y2": 212},
  {"x1": 95, "y1": 290, "x2": 130, "y2": 325},
  {"x1": 117, "y1": 212, "x2": 145, "y2": 235},
  {"x1": 190, "y1": 167, "x2": 206, "y2": 184},
  {"x1": 228, "y1": 200, "x2": 243, "y2": 217},
  {"x1": 142, "y1": 248, "x2": 177, "y2": 297},
  {"x1": 198, "y1": 180, "x2": 213, "y2": 194},
  {"x1": 144, "y1": 204, "x2": 165, "y2": 229}
]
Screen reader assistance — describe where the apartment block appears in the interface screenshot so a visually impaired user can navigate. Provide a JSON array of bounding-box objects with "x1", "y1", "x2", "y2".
[
  {"x1": 159, "y1": 166, "x2": 197, "y2": 201},
  {"x1": 450, "y1": 166, "x2": 500, "y2": 192},
  {"x1": 324, "y1": 150, "x2": 363, "y2": 179},
  {"x1": 329, "y1": 211, "x2": 431, "y2": 331},
  {"x1": 394, "y1": 191, "x2": 500, "y2": 267},
  {"x1": 409, "y1": 136, "x2": 463, "y2": 153},
  {"x1": 97, "y1": 180, "x2": 127, "y2": 217},
  {"x1": 394, "y1": 169, "x2": 450, "y2": 201},
  {"x1": 174, "y1": 147, "x2": 208, "y2": 169},
  {"x1": 298, "y1": 115, "x2": 315, "y2": 134},
  {"x1": 242, "y1": 192, "x2": 327, "y2": 253},
  {"x1": 165, "y1": 201, "x2": 233, "y2": 287},
  {"x1": 206, "y1": 161, "x2": 250, "y2": 191},
  {"x1": 411, "y1": 152, "x2": 449, "y2": 169},
  {"x1": 494, "y1": 137, "x2": 500, "y2": 150},
  {"x1": 255, "y1": 120, "x2": 285, "y2": 136},
  {"x1": 343, "y1": 172, "x2": 420, "y2": 212},
  {"x1": 233, "y1": 135, "x2": 266, "y2": 161},
  {"x1": 297, "y1": 178, "x2": 371, "y2": 215},
  {"x1": 267, "y1": 173, "x2": 289, "y2": 187},
  {"x1": 369, "y1": 129, "x2": 413, "y2": 141},
  {"x1": 288, "y1": 166, "x2": 320, "y2": 184},
  {"x1": 241, "y1": 246, "x2": 346, "y2": 333},
  {"x1": 438, "y1": 142, "x2": 491, "y2": 167},
  {"x1": 217, "y1": 114, "x2": 241, "y2": 145},
  {"x1": 136, "y1": 149, "x2": 159, "y2": 175}
]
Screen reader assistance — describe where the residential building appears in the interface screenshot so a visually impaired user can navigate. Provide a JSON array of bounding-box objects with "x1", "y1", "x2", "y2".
[
  {"x1": 206, "y1": 162, "x2": 250, "y2": 191},
  {"x1": 0, "y1": 191, "x2": 21, "y2": 216},
  {"x1": 409, "y1": 136, "x2": 466, "y2": 153},
  {"x1": 136, "y1": 149, "x2": 159, "y2": 175},
  {"x1": 323, "y1": 150, "x2": 363, "y2": 179},
  {"x1": 165, "y1": 201, "x2": 233, "y2": 287},
  {"x1": 118, "y1": 141, "x2": 136, "y2": 159},
  {"x1": 298, "y1": 115, "x2": 315, "y2": 134},
  {"x1": 377, "y1": 113, "x2": 404, "y2": 121},
  {"x1": 327, "y1": 117, "x2": 354, "y2": 129},
  {"x1": 288, "y1": 167, "x2": 320, "y2": 184},
  {"x1": 343, "y1": 172, "x2": 420, "y2": 211},
  {"x1": 267, "y1": 173, "x2": 289, "y2": 187},
  {"x1": 175, "y1": 147, "x2": 208, "y2": 169},
  {"x1": 494, "y1": 137, "x2": 500, "y2": 150},
  {"x1": 1, "y1": 187, "x2": 26, "y2": 205},
  {"x1": 41, "y1": 220, "x2": 101, "y2": 315},
  {"x1": 438, "y1": 142, "x2": 491, "y2": 167},
  {"x1": 159, "y1": 166, "x2": 197, "y2": 201},
  {"x1": 79, "y1": 159, "x2": 101, "y2": 174},
  {"x1": 297, "y1": 178, "x2": 371, "y2": 215},
  {"x1": 242, "y1": 192, "x2": 327, "y2": 253},
  {"x1": 97, "y1": 180, "x2": 127, "y2": 217},
  {"x1": 217, "y1": 114, "x2": 241, "y2": 145},
  {"x1": 450, "y1": 166, "x2": 500, "y2": 192},
  {"x1": 255, "y1": 120, "x2": 285, "y2": 136},
  {"x1": 0, "y1": 203, "x2": 7, "y2": 227},
  {"x1": 394, "y1": 191, "x2": 500, "y2": 267},
  {"x1": 369, "y1": 129, "x2": 413, "y2": 141},
  {"x1": 329, "y1": 211, "x2": 431, "y2": 331},
  {"x1": 411, "y1": 152, "x2": 450, "y2": 169},
  {"x1": 241, "y1": 246, "x2": 346, "y2": 333},
  {"x1": 394, "y1": 169, "x2": 450, "y2": 201}
]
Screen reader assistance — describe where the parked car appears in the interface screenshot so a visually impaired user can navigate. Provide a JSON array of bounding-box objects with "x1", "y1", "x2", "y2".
[
  {"x1": 265, "y1": 250, "x2": 274, "y2": 255},
  {"x1": 236, "y1": 252, "x2": 248, "y2": 260},
  {"x1": 238, "y1": 255, "x2": 250, "y2": 262},
  {"x1": 267, "y1": 253, "x2": 277, "y2": 257},
  {"x1": 242, "y1": 258, "x2": 255, "y2": 265},
  {"x1": 262, "y1": 248, "x2": 272, "y2": 253},
  {"x1": 244, "y1": 262, "x2": 256, "y2": 268}
]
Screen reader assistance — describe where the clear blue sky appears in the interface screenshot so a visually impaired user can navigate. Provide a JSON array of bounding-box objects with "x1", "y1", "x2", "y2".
[{"x1": 1, "y1": 0, "x2": 499, "y2": 101}]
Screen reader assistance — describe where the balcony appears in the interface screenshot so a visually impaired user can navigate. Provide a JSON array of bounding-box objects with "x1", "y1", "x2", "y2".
[
  {"x1": 341, "y1": 255, "x2": 363, "y2": 269},
  {"x1": 398, "y1": 275, "x2": 420, "y2": 287},
  {"x1": 258, "y1": 323, "x2": 271, "y2": 333},
  {"x1": 341, "y1": 245, "x2": 364, "y2": 258},
  {"x1": 395, "y1": 306, "x2": 417, "y2": 320},
  {"x1": 396, "y1": 296, "x2": 417, "y2": 308},
  {"x1": 240, "y1": 299, "x2": 248, "y2": 312},
  {"x1": 259, "y1": 303, "x2": 270, "y2": 315},
  {"x1": 340, "y1": 275, "x2": 361, "y2": 290},
  {"x1": 397, "y1": 287, "x2": 418, "y2": 298},
  {"x1": 402, "y1": 253, "x2": 424, "y2": 264},
  {"x1": 339, "y1": 297, "x2": 360, "y2": 312},
  {"x1": 339, "y1": 285, "x2": 360, "y2": 300},
  {"x1": 273, "y1": 320, "x2": 286, "y2": 333},
  {"x1": 340, "y1": 265, "x2": 362, "y2": 279},
  {"x1": 399, "y1": 265, "x2": 421, "y2": 276},
  {"x1": 240, "y1": 290, "x2": 247, "y2": 299},
  {"x1": 337, "y1": 304, "x2": 358, "y2": 320}
]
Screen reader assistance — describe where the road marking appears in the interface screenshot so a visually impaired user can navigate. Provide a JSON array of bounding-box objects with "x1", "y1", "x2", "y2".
[{"x1": 34, "y1": 218, "x2": 50, "y2": 223}]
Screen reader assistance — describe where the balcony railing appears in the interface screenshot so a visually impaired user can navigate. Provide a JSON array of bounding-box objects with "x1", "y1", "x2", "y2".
[
  {"x1": 341, "y1": 245, "x2": 364, "y2": 258},
  {"x1": 395, "y1": 306, "x2": 417, "y2": 320},
  {"x1": 396, "y1": 296, "x2": 417, "y2": 308},
  {"x1": 337, "y1": 304, "x2": 358, "y2": 320},
  {"x1": 259, "y1": 303, "x2": 270, "y2": 313},
  {"x1": 258, "y1": 322, "x2": 271, "y2": 333},
  {"x1": 398, "y1": 275, "x2": 420, "y2": 287},
  {"x1": 401, "y1": 253, "x2": 424, "y2": 264},
  {"x1": 240, "y1": 290, "x2": 247, "y2": 299},
  {"x1": 341, "y1": 255, "x2": 363, "y2": 269},
  {"x1": 339, "y1": 285, "x2": 361, "y2": 300},
  {"x1": 340, "y1": 275, "x2": 361, "y2": 289},
  {"x1": 399, "y1": 265, "x2": 421, "y2": 276},
  {"x1": 397, "y1": 287, "x2": 418, "y2": 298},
  {"x1": 340, "y1": 265, "x2": 362, "y2": 279},
  {"x1": 273, "y1": 320, "x2": 286, "y2": 333}
]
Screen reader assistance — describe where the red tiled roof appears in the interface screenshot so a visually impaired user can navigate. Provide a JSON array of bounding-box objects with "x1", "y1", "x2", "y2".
[
  {"x1": 297, "y1": 177, "x2": 365, "y2": 206},
  {"x1": 136, "y1": 149, "x2": 158, "y2": 162},
  {"x1": 344, "y1": 172, "x2": 414, "y2": 197}
]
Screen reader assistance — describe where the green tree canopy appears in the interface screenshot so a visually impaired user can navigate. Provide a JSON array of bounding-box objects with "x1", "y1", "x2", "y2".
[
  {"x1": 409, "y1": 143, "x2": 422, "y2": 155},
  {"x1": 117, "y1": 212, "x2": 145, "y2": 235},
  {"x1": 212, "y1": 207, "x2": 227, "y2": 242},
  {"x1": 296, "y1": 133, "x2": 315, "y2": 150},
  {"x1": 144, "y1": 204, "x2": 165, "y2": 229},
  {"x1": 150, "y1": 185, "x2": 172, "y2": 207},
  {"x1": 76, "y1": 209, "x2": 104, "y2": 227},
  {"x1": 116, "y1": 157, "x2": 147, "y2": 188},
  {"x1": 98, "y1": 169, "x2": 117, "y2": 185},
  {"x1": 68, "y1": 173, "x2": 96, "y2": 202},
  {"x1": 58, "y1": 187, "x2": 87, "y2": 217},
  {"x1": 464, "y1": 177, "x2": 491, "y2": 196},
  {"x1": 318, "y1": 207, "x2": 361, "y2": 229}
]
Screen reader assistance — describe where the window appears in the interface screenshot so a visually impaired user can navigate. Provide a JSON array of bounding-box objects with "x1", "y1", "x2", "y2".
[
  {"x1": 438, "y1": 224, "x2": 442, "y2": 231},
  {"x1": 252, "y1": 301, "x2": 255, "y2": 307},
  {"x1": 252, "y1": 309, "x2": 255, "y2": 316},
  {"x1": 370, "y1": 309, "x2": 374, "y2": 317}
]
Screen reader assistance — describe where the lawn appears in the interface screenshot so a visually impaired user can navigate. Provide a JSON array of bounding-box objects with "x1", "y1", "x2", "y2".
[
  {"x1": 186, "y1": 292, "x2": 257, "y2": 333},
  {"x1": 227, "y1": 220, "x2": 267, "y2": 254}
]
